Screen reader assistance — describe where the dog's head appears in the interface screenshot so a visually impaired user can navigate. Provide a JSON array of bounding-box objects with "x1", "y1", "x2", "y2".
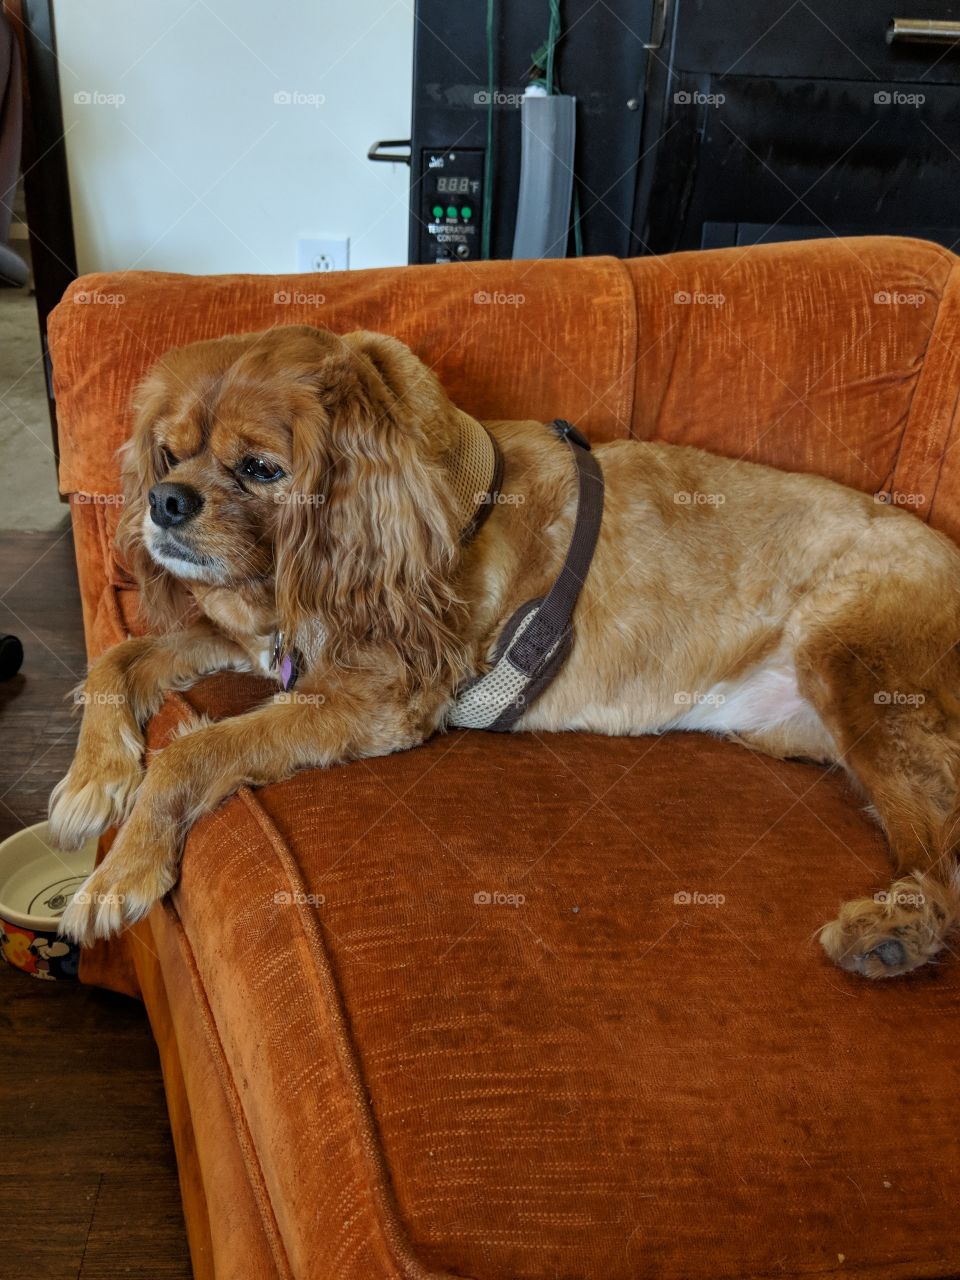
[{"x1": 118, "y1": 325, "x2": 466, "y2": 678}]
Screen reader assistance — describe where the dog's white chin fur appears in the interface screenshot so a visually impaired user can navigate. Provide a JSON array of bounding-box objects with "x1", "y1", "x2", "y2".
[
  {"x1": 149, "y1": 549, "x2": 219, "y2": 582},
  {"x1": 142, "y1": 511, "x2": 223, "y2": 583}
]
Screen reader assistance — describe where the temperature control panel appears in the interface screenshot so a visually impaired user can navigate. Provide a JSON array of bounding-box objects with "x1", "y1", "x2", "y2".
[{"x1": 417, "y1": 148, "x2": 484, "y2": 263}]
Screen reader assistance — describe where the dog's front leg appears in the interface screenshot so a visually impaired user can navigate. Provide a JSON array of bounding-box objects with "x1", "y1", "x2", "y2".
[
  {"x1": 58, "y1": 682, "x2": 425, "y2": 944},
  {"x1": 49, "y1": 625, "x2": 250, "y2": 851}
]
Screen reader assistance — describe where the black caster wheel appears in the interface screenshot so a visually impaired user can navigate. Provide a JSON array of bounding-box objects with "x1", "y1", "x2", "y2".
[{"x1": 0, "y1": 634, "x2": 23, "y2": 680}]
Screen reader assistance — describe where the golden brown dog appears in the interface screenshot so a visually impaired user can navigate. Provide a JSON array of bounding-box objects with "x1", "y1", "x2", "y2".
[{"x1": 51, "y1": 325, "x2": 960, "y2": 977}]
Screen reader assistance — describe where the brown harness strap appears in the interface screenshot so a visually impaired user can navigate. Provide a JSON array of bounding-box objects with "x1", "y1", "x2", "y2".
[{"x1": 449, "y1": 419, "x2": 605, "y2": 732}]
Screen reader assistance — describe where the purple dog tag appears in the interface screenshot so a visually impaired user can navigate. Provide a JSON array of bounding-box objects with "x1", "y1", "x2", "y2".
[{"x1": 280, "y1": 653, "x2": 296, "y2": 691}]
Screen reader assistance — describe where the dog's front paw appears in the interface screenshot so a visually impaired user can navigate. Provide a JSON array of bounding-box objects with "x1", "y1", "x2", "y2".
[
  {"x1": 58, "y1": 826, "x2": 178, "y2": 946},
  {"x1": 819, "y1": 875, "x2": 956, "y2": 978},
  {"x1": 48, "y1": 733, "x2": 143, "y2": 850}
]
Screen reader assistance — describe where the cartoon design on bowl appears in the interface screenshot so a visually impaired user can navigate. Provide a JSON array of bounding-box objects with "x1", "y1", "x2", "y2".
[
  {"x1": 30, "y1": 934, "x2": 75, "y2": 979},
  {"x1": 1, "y1": 922, "x2": 37, "y2": 974},
  {"x1": 0, "y1": 920, "x2": 81, "y2": 979}
]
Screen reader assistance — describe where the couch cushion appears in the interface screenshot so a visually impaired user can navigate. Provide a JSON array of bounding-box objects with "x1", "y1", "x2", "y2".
[
  {"x1": 48, "y1": 256, "x2": 638, "y2": 513},
  {"x1": 149, "y1": 673, "x2": 960, "y2": 1280},
  {"x1": 626, "y1": 235, "x2": 957, "y2": 502}
]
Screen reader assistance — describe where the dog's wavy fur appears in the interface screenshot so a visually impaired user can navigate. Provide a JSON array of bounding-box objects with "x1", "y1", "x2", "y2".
[{"x1": 52, "y1": 325, "x2": 960, "y2": 978}]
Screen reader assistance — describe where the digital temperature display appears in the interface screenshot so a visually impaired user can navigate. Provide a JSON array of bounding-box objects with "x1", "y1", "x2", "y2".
[
  {"x1": 419, "y1": 149, "x2": 483, "y2": 263},
  {"x1": 436, "y1": 176, "x2": 473, "y2": 193}
]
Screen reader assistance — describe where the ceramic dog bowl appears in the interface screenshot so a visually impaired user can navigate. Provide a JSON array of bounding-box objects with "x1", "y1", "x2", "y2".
[{"x1": 0, "y1": 821, "x2": 96, "y2": 980}]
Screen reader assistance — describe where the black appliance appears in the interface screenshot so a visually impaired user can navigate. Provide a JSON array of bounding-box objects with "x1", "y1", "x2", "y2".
[{"x1": 370, "y1": 2, "x2": 960, "y2": 262}]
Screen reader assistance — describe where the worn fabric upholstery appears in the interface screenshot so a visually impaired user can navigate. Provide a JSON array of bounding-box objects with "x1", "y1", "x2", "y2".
[{"x1": 49, "y1": 239, "x2": 960, "y2": 1279}]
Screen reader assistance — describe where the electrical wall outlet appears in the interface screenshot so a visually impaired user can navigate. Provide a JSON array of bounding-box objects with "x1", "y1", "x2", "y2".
[{"x1": 297, "y1": 236, "x2": 349, "y2": 273}]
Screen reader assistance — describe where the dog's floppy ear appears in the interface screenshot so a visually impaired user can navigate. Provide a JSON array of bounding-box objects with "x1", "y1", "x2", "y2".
[
  {"x1": 115, "y1": 367, "x2": 193, "y2": 632},
  {"x1": 274, "y1": 330, "x2": 466, "y2": 686}
]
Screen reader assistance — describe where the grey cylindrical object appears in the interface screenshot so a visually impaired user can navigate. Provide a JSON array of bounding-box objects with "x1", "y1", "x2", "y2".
[{"x1": 511, "y1": 94, "x2": 576, "y2": 260}]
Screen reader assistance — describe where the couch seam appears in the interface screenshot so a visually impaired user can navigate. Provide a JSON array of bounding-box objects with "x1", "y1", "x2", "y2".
[
  {"x1": 94, "y1": 503, "x2": 112, "y2": 600},
  {"x1": 155, "y1": 896, "x2": 296, "y2": 1280},
  {"x1": 926, "y1": 382, "x2": 960, "y2": 525},
  {"x1": 920, "y1": 259, "x2": 960, "y2": 522},
  {"x1": 103, "y1": 582, "x2": 129, "y2": 645},
  {"x1": 884, "y1": 331, "x2": 932, "y2": 500},
  {"x1": 889, "y1": 252, "x2": 959, "y2": 520},
  {"x1": 236, "y1": 785, "x2": 467, "y2": 1280},
  {"x1": 612, "y1": 257, "x2": 638, "y2": 436}
]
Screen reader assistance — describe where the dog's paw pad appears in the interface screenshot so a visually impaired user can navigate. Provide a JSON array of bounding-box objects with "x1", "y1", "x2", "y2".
[
  {"x1": 869, "y1": 939, "x2": 907, "y2": 970},
  {"x1": 818, "y1": 886, "x2": 950, "y2": 979}
]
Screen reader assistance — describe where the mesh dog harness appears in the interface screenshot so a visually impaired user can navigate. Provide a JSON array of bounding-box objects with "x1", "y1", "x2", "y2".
[{"x1": 449, "y1": 418, "x2": 605, "y2": 732}]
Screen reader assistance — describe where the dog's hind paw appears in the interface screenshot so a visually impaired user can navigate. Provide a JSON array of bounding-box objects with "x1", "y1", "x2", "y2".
[{"x1": 819, "y1": 874, "x2": 957, "y2": 978}]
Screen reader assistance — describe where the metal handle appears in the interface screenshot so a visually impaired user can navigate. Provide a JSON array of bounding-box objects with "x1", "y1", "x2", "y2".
[
  {"x1": 887, "y1": 18, "x2": 960, "y2": 45},
  {"x1": 367, "y1": 139, "x2": 411, "y2": 165}
]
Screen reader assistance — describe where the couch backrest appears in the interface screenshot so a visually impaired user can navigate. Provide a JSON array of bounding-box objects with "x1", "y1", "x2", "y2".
[
  {"x1": 49, "y1": 255, "x2": 639, "y2": 508},
  {"x1": 48, "y1": 236, "x2": 960, "y2": 656},
  {"x1": 625, "y1": 237, "x2": 960, "y2": 526}
]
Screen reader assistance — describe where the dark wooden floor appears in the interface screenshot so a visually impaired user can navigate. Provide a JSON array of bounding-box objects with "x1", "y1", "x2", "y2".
[{"x1": 0, "y1": 527, "x2": 192, "y2": 1276}]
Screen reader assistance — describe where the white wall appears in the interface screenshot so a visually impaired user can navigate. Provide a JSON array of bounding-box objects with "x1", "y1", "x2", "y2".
[{"x1": 53, "y1": 0, "x2": 414, "y2": 274}]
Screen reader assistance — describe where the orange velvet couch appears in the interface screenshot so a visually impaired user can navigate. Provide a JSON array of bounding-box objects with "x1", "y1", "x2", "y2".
[{"x1": 49, "y1": 238, "x2": 960, "y2": 1279}]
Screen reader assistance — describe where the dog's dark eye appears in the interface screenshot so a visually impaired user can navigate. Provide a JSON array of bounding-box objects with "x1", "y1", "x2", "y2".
[
  {"x1": 240, "y1": 456, "x2": 284, "y2": 483},
  {"x1": 160, "y1": 446, "x2": 178, "y2": 470}
]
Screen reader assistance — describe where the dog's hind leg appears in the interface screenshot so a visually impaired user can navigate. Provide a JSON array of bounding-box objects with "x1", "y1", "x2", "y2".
[{"x1": 795, "y1": 589, "x2": 960, "y2": 978}]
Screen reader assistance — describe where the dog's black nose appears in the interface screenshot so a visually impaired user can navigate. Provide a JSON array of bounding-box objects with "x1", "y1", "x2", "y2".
[{"x1": 148, "y1": 482, "x2": 204, "y2": 528}]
